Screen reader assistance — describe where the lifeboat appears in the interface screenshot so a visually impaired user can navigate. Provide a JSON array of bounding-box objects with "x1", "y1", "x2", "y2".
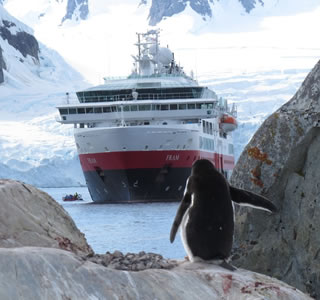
[{"x1": 220, "y1": 114, "x2": 237, "y2": 132}]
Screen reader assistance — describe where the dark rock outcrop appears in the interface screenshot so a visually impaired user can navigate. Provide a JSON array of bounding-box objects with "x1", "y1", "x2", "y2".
[
  {"x1": 0, "y1": 20, "x2": 39, "y2": 61},
  {"x1": 0, "y1": 46, "x2": 5, "y2": 83},
  {"x1": 147, "y1": 0, "x2": 265, "y2": 25},
  {"x1": 230, "y1": 60, "x2": 320, "y2": 299},
  {"x1": 61, "y1": 0, "x2": 89, "y2": 23},
  {"x1": 240, "y1": 0, "x2": 264, "y2": 13},
  {"x1": 148, "y1": 0, "x2": 212, "y2": 26}
]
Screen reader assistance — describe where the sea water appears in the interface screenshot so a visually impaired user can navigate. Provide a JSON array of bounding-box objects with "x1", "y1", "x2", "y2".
[{"x1": 42, "y1": 187, "x2": 185, "y2": 259}]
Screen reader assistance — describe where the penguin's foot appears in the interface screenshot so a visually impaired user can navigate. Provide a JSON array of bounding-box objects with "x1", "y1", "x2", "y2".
[{"x1": 219, "y1": 260, "x2": 237, "y2": 272}]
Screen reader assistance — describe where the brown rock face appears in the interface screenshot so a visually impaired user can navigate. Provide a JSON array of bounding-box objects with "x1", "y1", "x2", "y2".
[
  {"x1": 0, "y1": 179, "x2": 93, "y2": 256},
  {"x1": 230, "y1": 60, "x2": 320, "y2": 298}
]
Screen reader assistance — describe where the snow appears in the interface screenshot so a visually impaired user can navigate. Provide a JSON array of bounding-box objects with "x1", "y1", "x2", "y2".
[{"x1": 1, "y1": 1, "x2": 320, "y2": 188}]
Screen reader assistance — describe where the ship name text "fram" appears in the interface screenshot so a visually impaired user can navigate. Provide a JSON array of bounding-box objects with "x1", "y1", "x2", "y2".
[{"x1": 166, "y1": 154, "x2": 180, "y2": 161}]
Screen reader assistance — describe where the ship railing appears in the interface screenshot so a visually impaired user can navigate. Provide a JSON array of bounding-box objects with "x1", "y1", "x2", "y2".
[
  {"x1": 78, "y1": 91, "x2": 214, "y2": 103},
  {"x1": 103, "y1": 73, "x2": 193, "y2": 82}
]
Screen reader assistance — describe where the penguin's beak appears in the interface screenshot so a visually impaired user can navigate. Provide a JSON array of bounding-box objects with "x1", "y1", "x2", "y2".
[{"x1": 170, "y1": 193, "x2": 191, "y2": 243}]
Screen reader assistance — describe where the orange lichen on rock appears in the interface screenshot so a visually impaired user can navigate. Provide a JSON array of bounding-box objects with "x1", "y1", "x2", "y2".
[
  {"x1": 247, "y1": 147, "x2": 272, "y2": 165},
  {"x1": 251, "y1": 166, "x2": 261, "y2": 179},
  {"x1": 250, "y1": 177, "x2": 264, "y2": 188}
]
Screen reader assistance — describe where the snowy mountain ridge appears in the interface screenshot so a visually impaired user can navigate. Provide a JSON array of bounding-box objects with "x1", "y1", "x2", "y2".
[
  {"x1": 0, "y1": 4, "x2": 88, "y2": 187},
  {"x1": 146, "y1": 0, "x2": 265, "y2": 26}
]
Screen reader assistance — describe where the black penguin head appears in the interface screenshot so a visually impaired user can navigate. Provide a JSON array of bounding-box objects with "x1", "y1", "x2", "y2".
[{"x1": 191, "y1": 159, "x2": 216, "y2": 176}]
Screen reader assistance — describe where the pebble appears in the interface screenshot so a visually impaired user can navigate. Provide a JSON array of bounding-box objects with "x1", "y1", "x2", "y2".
[{"x1": 85, "y1": 250, "x2": 178, "y2": 272}]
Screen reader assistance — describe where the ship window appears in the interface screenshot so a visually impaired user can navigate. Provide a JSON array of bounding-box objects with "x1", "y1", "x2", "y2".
[
  {"x1": 144, "y1": 121, "x2": 150, "y2": 125},
  {"x1": 86, "y1": 107, "x2": 93, "y2": 113},
  {"x1": 123, "y1": 106, "x2": 130, "y2": 112},
  {"x1": 139, "y1": 104, "x2": 151, "y2": 111},
  {"x1": 179, "y1": 104, "x2": 186, "y2": 110},
  {"x1": 229, "y1": 144, "x2": 234, "y2": 155},
  {"x1": 203, "y1": 121, "x2": 207, "y2": 134},
  {"x1": 196, "y1": 103, "x2": 202, "y2": 109},
  {"x1": 209, "y1": 123, "x2": 213, "y2": 135},
  {"x1": 131, "y1": 105, "x2": 138, "y2": 111},
  {"x1": 103, "y1": 107, "x2": 111, "y2": 113},
  {"x1": 155, "y1": 104, "x2": 161, "y2": 110},
  {"x1": 187, "y1": 103, "x2": 195, "y2": 109},
  {"x1": 78, "y1": 108, "x2": 85, "y2": 114},
  {"x1": 69, "y1": 108, "x2": 76, "y2": 114},
  {"x1": 170, "y1": 104, "x2": 178, "y2": 110},
  {"x1": 207, "y1": 103, "x2": 213, "y2": 109},
  {"x1": 59, "y1": 108, "x2": 68, "y2": 115},
  {"x1": 201, "y1": 103, "x2": 208, "y2": 109},
  {"x1": 80, "y1": 123, "x2": 84, "y2": 128},
  {"x1": 161, "y1": 105, "x2": 169, "y2": 111},
  {"x1": 111, "y1": 106, "x2": 117, "y2": 112},
  {"x1": 94, "y1": 107, "x2": 102, "y2": 113},
  {"x1": 210, "y1": 139, "x2": 214, "y2": 150}
]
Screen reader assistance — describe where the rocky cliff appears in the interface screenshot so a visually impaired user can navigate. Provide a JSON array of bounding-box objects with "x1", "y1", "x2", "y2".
[
  {"x1": 0, "y1": 19, "x2": 39, "y2": 61},
  {"x1": 230, "y1": 60, "x2": 320, "y2": 299}
]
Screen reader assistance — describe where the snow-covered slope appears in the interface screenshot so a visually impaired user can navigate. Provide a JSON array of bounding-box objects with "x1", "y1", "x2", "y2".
[
  {"x1": 1, "y1": 0, "x2": 319, "y2": 189},
  {"x1": 0, "y1": 4, "x2": 88, "y2": 187}
]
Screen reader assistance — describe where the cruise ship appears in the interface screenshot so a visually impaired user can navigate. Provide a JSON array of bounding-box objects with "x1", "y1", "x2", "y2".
[{"x1": 56, "y1": 30, "x2": 238, "y2": 203}]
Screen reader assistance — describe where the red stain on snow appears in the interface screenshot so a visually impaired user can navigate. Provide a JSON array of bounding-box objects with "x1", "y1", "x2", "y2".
[{"x1": 222, "y1": 274, "x2": 233, "y2": 294}]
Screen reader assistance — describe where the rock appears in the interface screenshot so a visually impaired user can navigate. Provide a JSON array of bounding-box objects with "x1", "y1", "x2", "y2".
[
  {"x1": 0, "y1": 179, "x2": 93, "y2": 255},
  {"x1": 230, "y1": 59, "x2": 320, "y2": 298},
  {"x1": 0, "y1": 45, "x2": 5, "y2": 83},
  {"x1": 87, "y1": 251, "x2": 177, "y2": 272},
  {"x1": 0, "y1": 20, "x2": 39, "y2": 60},
  {"x1": 61, "y1": 0, "x2": 89, "y2": 24},
  {"x1": 0, "y1": 247, "x2": 312, "y2": 300}
]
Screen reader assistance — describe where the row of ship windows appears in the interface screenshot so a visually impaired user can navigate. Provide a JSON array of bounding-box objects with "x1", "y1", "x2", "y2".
[
  {"x1": 202, "y1": 120, "x2": 215, "y2": 135},
  {"x1": 59, "y1": 102, "x2": 215, "y2": 115},
  {"x1": 200, "y1": 136, "x2": 234, "y2": 155}
]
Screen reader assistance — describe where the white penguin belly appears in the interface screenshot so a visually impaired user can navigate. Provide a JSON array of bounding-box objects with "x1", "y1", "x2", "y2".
[{"x1": 180, "y1": 194, "x2": 197, "y2": 262}]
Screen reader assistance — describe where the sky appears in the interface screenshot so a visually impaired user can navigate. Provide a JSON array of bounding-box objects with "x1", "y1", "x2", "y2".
[{"x1": 4, "y1": 0, "x2": 320, "y2": 85}]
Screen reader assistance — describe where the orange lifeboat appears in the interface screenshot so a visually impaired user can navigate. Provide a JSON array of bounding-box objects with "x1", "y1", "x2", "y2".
[{"x1": 220, "y1": 114, "x2": 238, "y2": 132}]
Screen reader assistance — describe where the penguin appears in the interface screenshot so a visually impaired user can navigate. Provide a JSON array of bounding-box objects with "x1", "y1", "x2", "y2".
[{"x1": 170, "y1": 159, "x2": 277, "y2": 270}]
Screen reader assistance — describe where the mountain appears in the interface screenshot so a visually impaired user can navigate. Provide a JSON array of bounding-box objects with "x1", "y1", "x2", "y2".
[
  {"x1": 0, "y1": 4, "x2": 88, "y2": 187},
  {"x1": 147, "y1": 0, "x2": 265, "y2": 26},
  {"x1": 61, "y1": 0, "x2": 89, "y2": 23}
]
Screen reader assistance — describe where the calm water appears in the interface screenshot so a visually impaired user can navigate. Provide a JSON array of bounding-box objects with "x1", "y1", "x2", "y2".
[{"x1": 42, "y1": 187, "x2": 185, "y2": 259}]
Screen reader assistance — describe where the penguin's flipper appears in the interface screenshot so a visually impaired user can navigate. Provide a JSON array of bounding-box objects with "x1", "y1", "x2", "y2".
[
  {"x1": 230, "y1": 186, "x2": 277, "y2": 213},
  {"x1": 170, "y1": 192, "x2": 192, "y2": 243}
]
